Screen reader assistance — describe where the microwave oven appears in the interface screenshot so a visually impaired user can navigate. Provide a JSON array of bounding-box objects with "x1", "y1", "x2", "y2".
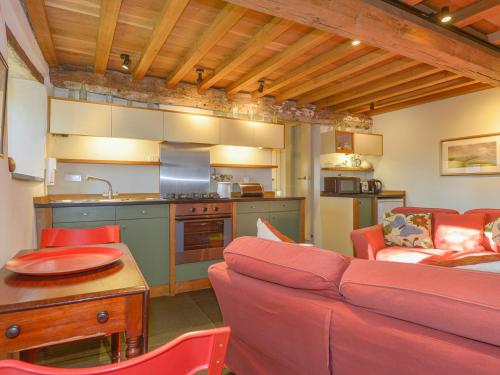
[{"x1": 324, "y1": 177, "x2": 361, "y2": 194}]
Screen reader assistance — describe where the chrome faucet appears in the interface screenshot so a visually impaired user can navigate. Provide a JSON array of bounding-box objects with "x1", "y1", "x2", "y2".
[{"x1": 86, "y1": 176, "x2": 113, "y2": 199}]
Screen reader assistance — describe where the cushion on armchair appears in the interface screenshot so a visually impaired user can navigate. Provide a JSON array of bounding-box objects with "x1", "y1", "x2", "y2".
[
  {"x1": 223, "y1": 236, "x2": 350, "y2": 298},
  {"x1": 433, "y1": 213, "x2": 486, "y2": 252},
  {"x1": 465, "y1": 209, "x2": 500, "y2": 252}
]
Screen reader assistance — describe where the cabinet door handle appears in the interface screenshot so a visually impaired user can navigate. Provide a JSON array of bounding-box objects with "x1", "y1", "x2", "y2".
[
  {"x1": 141, "y1": 210, "x2": 147, "y2": 215},
  {"x1": 82, "y1": 212, "x2": 89, "y2": 216},
  {"x1": 5, "y1": 325, "x2": 20, "y2": 339},
  {"x1": 121, "y1": 225, "x2": 127, "y2": 230}
]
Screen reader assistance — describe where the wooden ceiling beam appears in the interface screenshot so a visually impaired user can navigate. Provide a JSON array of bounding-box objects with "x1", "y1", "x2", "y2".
[
  {"x1": 226, "y1": 29, "x2": 331, "y2": 97},
  {"x1": 198, "y1": 17, "x2": 293, "y2": 93},
  {"x1": 296, "y1": 57, "x2": 420, "y2": 106},
  {"x1": 453, "y1": 0, "x2": 500, "y2": 28},
  {"x1": 275, "y1": 49, "x2": 395, "y2": 103},
  {"x1": 24, "y1": 0, "x2": 59, "y2": 67},
  {"x1": 404, "y1": 0, "x2": 424, "y2": 5},
  {"x1": 133, "y1": 0, "x2": 190, "y2": 80},
  {"x1": 488, "y1": 31, "x2": 500, "y2": 46},
  {"x1": 167, "y1": 3, "x2": 247, "y2": 89},
  {"x1": 363, "y1": 83, "x2": 491, "y2": 116},
  {"x1": 252, "y1": 40, "x2": 355, "y2": 100},
  {"x1": 316, "y1": 64, "x2": 441, "y2": 109},
  {"x1": 330, "y1": 70, "x2": 460, "y2": 111},
  {"x1": 94, "y1": 0, "x2": 122, "y2": 74},
  {"x1": 352, "y1": 78, "x2": 477, "y2": 113},
  {"x1": 223, "y1": 0, "x2": 500, "y2": 86}
]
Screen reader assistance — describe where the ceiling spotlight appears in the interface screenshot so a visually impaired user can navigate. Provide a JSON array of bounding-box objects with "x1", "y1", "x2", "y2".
[
  {"x1": 196, "y1": 67, "x2": 204, "y2": 84},
  {"x1": 351, "y1": 40, "x2": 361, "y2": 46},
  {"x1": 257, "y1": 79, "x2": 265, "y2": 93},
  {"x1": 439, "y1": 7, "x2": 453, "y2": 23},
  {"x1": 370, "y1": 102, "x2": 375, "y2": 111},
  {"x1": 120, "y1": 54, "x2": 131, "y2": 70}
]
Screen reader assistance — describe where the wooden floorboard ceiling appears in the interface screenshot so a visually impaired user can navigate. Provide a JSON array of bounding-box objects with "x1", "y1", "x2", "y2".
[{"x1": 25, "y1": 0, "x2": 499, "y2": 116}]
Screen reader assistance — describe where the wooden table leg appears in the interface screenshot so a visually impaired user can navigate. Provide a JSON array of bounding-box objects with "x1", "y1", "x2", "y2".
[
  {"x1": 125, "y1": 337, "x2": 140, "y2": 359},
  {"x1": 141, "y1": 290, "x2": 150, "y2": 354},
  {"x1": 125, "y1": 293, "x2": 147, "y2": 359},
  {"x1": 111, "y1": 333, "x2": 121, "y2": 363}
]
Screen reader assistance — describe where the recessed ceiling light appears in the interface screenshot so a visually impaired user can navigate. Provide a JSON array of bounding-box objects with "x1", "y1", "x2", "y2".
[
  {"x1": 439, "y1": 7, "x2": 453, "y2": 23},
  {"x1": 120, "y1": 54, "x2": 131, "y2": 70},
  {"x1": 351, "y1": 40, "x2": 361, "y2": 46}
]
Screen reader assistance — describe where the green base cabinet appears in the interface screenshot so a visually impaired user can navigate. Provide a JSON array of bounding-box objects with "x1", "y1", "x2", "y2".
[
  {"x1": 51, "y1": 204, "x2": 170, "y2": 287},
  {"x1": 235, "y1": 200, "x2": 301, "y2": 242}
]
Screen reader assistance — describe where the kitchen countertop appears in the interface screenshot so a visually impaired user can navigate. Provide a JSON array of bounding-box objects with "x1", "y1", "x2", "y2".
[
  {"x1": 320, "y1": 190, "x2": 405, "y2": 199},
  {"x1": 34, "y1": 195, "x2": 305, "y2": 208}
]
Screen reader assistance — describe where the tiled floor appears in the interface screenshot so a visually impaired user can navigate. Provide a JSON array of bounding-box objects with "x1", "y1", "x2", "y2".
[{"x1": 35, "y1": 289, "x2": 230, "y2": 372}]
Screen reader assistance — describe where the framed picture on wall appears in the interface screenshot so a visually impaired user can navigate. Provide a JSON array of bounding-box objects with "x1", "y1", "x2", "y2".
[
  {"x1": 440, "y1": 133, "x2": 500, "y2": 176},
  {"x1": 0, "y1": 51, "x2": 7, "y2": 158}
]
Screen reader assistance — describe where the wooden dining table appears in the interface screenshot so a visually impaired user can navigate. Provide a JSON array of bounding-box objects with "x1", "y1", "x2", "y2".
[{"x1": 0, "y1": 243, "x2": 149, "y2": 362}]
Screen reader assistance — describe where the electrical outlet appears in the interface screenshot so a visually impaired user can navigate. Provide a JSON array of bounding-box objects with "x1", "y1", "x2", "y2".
[{"x1": 64, "y1": 173, "x2": 82, "y2": 182}]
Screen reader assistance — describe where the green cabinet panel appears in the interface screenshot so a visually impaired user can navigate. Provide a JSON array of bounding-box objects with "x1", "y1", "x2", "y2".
[
  {"x1": 268, "y1": 200, "x2": 301, "y2": 212},
  {"x1": 176, "y1": 260, "x2": 223, "y2": 282},
  {"x1": 116, "y1": 205, "x2": 169, "y2": 220},
  {"x1": 269, "y1": 211, "x2": 300, "y2": 242},
  {"x1": 117, "y1": 218, "x2": 169, "y2": 286},
  {"x1": 237, "y1": 201, "x2": 269, "y2": 214},
  {"x1": 236, "y1": 212, "x2": 269, "y2": 237},
  {"x1": 53, "y1": 206, "x2": 116, "y2": 223},
  {"x1": 53, "y1": 220, "x2": 116, "y2": 229},
  {"x1": 357, "y1": 198, "x2": 374, "y2": 229}
]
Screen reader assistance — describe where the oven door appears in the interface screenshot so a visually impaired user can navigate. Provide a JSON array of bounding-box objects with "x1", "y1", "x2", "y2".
[{"x1": 175, "y1": 216, "x2": 232, "y2": 265}]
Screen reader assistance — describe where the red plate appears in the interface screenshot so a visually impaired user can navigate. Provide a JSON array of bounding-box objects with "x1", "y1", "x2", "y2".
[{"x1": 6, "y1": 247, "x2": 124, "y2": 276}]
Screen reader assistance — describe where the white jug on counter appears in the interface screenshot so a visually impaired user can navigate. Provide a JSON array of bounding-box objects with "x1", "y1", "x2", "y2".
[{"x1": 217, "y1": 182, "x2": 232, "y2": 198}]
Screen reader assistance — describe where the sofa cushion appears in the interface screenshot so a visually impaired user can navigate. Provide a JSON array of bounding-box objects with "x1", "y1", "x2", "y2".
[
  {"x1": 434, "y1": 213, "x2": 485, "y2": 252},
  {"x1": 376, "y1": 247, "x2": 449, "y2": 263},
  {"x1": 465, "y1": 209, "x2": 500, "y2": 252},
  {"x1": 383, "y1": 213, "x2": 433, "y2": 248},
  {"x1": 223, "y1": 236, "x2": 350, "y2": 298},
  {"x1": 392, "y1": 207, "x2": 459, "y2": 240},
  {"x1": 484, "y1": 218, "x2": 500, "y2": 252},
  {"x1": 340, "y1": 259, "x2": 500, "y2": 347}
]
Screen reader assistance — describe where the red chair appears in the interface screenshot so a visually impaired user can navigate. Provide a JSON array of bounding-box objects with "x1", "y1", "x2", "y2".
[
  {"x1": 0, "y1": 327, "x2": 230, "y2": 375},
  {"x1": 39, "y1": 226, "x2": 121, "y2": 248}
]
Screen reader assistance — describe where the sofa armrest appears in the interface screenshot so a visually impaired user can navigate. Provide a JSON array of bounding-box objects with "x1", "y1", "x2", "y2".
[{"x1": 351, "y1": 224, "x2": 386, "y2": 260}]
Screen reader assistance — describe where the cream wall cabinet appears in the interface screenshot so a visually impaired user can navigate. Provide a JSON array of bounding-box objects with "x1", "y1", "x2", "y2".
[
  {"x1": 220, "y1": 118, "x2": 284, "y2": 149},
  {"x1": 112, "y1": 106, "x2": 163, "y2": 140},
  {"x1": 164, "y1": 111, "x2": 220, "y2": 144},
  {"x1": 50, "y1": 99, "x2": 111, "y2": 137},
  {"x1": 353, "y1": 133, "x2": 383, "y2": 156},
  {"x1": 253, "y1": 122, "x2": 284, "y2": 149}
]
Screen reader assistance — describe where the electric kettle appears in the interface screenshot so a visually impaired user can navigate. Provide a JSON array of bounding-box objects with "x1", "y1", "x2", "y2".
[{"x1": 367, "y1": 179, "x2": 383, "y2": 194}]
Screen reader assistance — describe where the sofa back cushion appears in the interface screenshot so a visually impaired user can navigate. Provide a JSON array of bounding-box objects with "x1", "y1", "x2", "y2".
[
  {"x1": 465, "y1": 209, "x2": 500, "y2": 252},
  {"x1": 224, "y1": 236, "x2": 350, "y2": 298},
  {"x1": 340, "y1": 259, "x2": 500, "y2": 347},
  {"x1": 391, "y1": 207, "x2": 459, "y2": 240},
  {"x1": 433, "y1": 213, "x2": 485, "y2": 252}
]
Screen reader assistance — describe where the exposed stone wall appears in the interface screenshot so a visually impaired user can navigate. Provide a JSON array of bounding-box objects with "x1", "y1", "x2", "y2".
[{"x1": 50, "y1": 68, "x2": 372, "y2": 130}]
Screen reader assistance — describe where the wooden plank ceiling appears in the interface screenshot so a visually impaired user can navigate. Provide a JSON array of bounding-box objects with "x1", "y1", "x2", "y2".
[{"x1": 24, "y1": 0, "x2": 497, "y2": 116}]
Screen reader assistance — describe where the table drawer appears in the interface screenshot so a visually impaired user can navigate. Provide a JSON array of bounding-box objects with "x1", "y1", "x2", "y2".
[
  {"x1": 53, "y1": 206, "x2": 116, "y2": 223},
  {"x1": 0, "y1": 297, "x2": 128, "y2": 353},
  {"x1": 116, "y1": 205, "x2": 169, "y2": 220},
  {"x1": 268, "y1": 200, "x2": 301, "y2": 212},
  {"x1": 237, "y1": 201, "x2": 269, "y2": 213}
]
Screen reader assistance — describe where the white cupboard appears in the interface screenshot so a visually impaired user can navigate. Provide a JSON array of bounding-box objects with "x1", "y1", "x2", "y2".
[
  {"x1": 219, "y1": 118, "x2": 284, "y2": 148},
  {"x1": 353, "y1": 133, "x2": 383, "y2": 156},
  {"x1": 50, "y1": 99, "x2": 111, "y2": 136},
  {"x1": 164, "y1": 111, "x2": 220, "y2": 144},
  {"x1": 112, "y1": 106, "x2": 163, "y2": 140}
]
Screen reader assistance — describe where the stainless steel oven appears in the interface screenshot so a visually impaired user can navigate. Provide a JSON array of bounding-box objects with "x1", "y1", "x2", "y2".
[{"x1": 175, "y1": 202, "x2": 233, "y2": 265}]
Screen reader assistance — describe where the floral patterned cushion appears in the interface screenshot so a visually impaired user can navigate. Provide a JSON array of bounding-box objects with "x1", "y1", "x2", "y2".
[
  {"x1": 485, "y1": 218, "x2": 500, "y2": 252},
  {"x1": 383, "y1": 213, "x2": 433, "y2": 249}
]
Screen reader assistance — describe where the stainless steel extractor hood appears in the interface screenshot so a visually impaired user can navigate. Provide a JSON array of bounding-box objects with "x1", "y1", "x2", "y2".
[{"x1": 160, "y1": 142, "x2": 211, "y2": 198}]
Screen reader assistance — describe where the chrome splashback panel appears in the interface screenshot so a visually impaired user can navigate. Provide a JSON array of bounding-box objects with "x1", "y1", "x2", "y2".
[{"x1": 160, "y1": 142, "x2": 211, "y2": 197}]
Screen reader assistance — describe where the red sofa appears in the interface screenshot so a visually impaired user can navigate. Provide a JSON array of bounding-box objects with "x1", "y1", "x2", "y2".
[
  {"x1": 209, "y1": 237, "x2": 500, "y2": 375},
  {"x1": 351, "y1": 207, "x2": 500, "y2": 262}
]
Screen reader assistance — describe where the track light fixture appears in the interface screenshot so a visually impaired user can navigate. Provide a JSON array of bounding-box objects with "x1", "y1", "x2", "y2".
[
  {"x1": 120, "y1": 54, "x2": 131, "y2": 70},
  {"x1": 257, "y1": 79, "x2": 265, "y2": 93},
  {"x1": 439, "y1": 7, "x2": 453, "y2": 23},
  {"x1": 196, "y1": 67, "x2": 204, "y2": 84},
  {"x1": 370, "y1": 102, "x2": 375, "y2": 111}
]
